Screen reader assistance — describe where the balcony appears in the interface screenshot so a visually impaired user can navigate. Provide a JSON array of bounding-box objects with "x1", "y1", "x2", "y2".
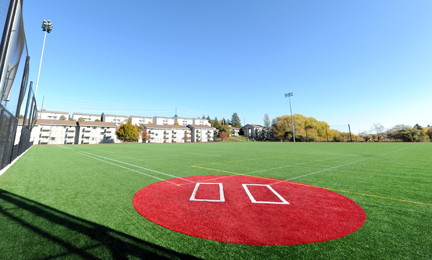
[
  {"x1": 41, "y1": 126, "x2": 51, "y2": 131},
  {"x1": 67, "y1": 128, "x2": 75, "y2": 132},
  {"x1": 83, "y1": 133, "x2": 91, "y2": 138},
  {"x1": 172, "y1": 135, "x2": 176, "y2": 138},
  {"x1": 40, "y1": 132, "x2": 50, "y2": 137},
  {"x1": 105, "y1": 129, "x2": 112, "y2": 133},
  {"x1": 83, "y1": 128, "x2": 91, "y2": 132},
  {"x1": 66, "y1": 133, "x2": 75, "y2": 138},
  {"x1": 65, "y1": 139, "x2": 74, "y2": 144},
  {"x1": 196, "y1": 135, "x2": 200, "y2": 138},
  {"x1": 82, "y1": 140, "x2": 89, "y2": 144},
  {"x1": 105, "y1": 134, "x2": 111, "y2": 138}
]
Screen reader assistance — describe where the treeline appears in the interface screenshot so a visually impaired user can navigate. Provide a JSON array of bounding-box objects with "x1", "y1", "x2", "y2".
[
  {"x1": 271, "y1": 114, "x2": 356, "y2": 142},
  {"x1": 361, "y1": 123, "x2": 431, "y2": 142}
]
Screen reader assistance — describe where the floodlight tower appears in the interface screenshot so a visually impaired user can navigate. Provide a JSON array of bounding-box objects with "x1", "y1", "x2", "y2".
[
  {"x1": 35, "y1": 20, "x2": 53, "y2": 98},
  {"x1": 285, "y1": 92, "x2": 295, "y2": 142}
]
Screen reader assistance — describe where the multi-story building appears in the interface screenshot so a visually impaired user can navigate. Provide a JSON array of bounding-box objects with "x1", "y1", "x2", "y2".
[
  {"x1": 130, "y1": 116, "x2": 153, "y2": 125},
  {"x1": 230, "y1": 127, "x2": 240, "y2": 136},
  {"x1": 72, "y1": 113, "x2": 101, "y2": 121},
  {"x1": 76, "y1": 121, "x2": 116, "y2": 144},
  {"x1": 192, "y1": 118, "x2": 211, "y2": 126},
  {"x1": 174, "y1": 117, "x2": 194, "y2": 126},
  {"x1": 37, "y1": 110, "x2": 69, "y2": 120},
  {"x1": 187, "y1": 125, "x2": 217, "y2": 142},
  {"x1": 142, "y1": 124, "x2": 191, "y2": 143},
  {"x1": 153, "y1": 116, "x2": 175, "y2": 125},
  {"x1": 34, "y1": 119, "x2": 78, "y2": 145},
  {"x1": 242, "y1": 124, "x2": 265, "y2": 138},
  {"x1": 103, "y1": 114, "x2": 128, "y2": 126}
]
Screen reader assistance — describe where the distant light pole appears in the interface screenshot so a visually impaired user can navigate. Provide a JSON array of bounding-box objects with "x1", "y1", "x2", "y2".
[
  {"x1": 35, "y1": 20, "x2": 53, "y2": 98},
  {"x1": 285, "y1": 92, "x2": 295, "y2": 142}
]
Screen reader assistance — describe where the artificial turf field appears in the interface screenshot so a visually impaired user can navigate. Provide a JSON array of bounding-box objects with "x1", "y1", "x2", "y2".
[{"x1": 0, "y1": 142, "x2": 431, "y2": 259}]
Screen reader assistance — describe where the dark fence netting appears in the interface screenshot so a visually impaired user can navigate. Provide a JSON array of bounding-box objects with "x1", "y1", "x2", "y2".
[{"x1": 0, "y1": 0, "x2": 35, "y2": 172}]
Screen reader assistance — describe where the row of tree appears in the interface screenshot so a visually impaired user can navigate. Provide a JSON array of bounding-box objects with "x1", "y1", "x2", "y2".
[
  {"x1": 270, "y1": 114, "x2": 356, "y2": 142},
  {"x1": 361, "y1": 123, "x2": 431, "y2": 142}
]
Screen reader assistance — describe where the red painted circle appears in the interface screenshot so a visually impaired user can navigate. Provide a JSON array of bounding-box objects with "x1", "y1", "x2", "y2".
[{"x1": 133, "y1": 175, "x2": 366, "y2": 245}]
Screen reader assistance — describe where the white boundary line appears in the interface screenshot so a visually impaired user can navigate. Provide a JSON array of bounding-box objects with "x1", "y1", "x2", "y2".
[
  {"x1": 0, "y1": 146, "x2": 33, "y2": 177},
  {"x1": 58, "y1": 146, "x2": 180, "y2": 185},
  {"x1": 189, "y1": 183, "x2": 225, "y2": 202},
  {"x1": 270, "y1": 144, "x2": 421, "y2": 185},
  {"x1": 69, "y1": 148, "x2": 195, "y2": 184},
  {"x1": 242, "y1": 184, "x2": 289, "y2": 204}
]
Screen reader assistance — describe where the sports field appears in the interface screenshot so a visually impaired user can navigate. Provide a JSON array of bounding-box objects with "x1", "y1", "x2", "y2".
[{"x1": 0, "y1": 142, "x2": 431, "y2": 259}]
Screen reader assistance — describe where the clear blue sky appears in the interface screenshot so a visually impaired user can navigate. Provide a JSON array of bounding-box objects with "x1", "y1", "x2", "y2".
[{"x1": 22, "y1": 0, "x2": 432, "y2": 133}]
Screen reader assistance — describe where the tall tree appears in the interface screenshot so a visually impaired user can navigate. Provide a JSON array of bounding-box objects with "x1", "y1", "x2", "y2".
[
  {"x1": 214, "y1": 117, "x2": 219, "y2": 128},
  {"x1": 207, "y1": 116, "x2": 210, "y2": 121},
  {"x1": 59, "y1": 115, "x2": 66, "y2": 120},
  {"x1": 231, "y1": 113, "x2": 241, "y2": 128},
  {"x1": 101, "y1": 112, "x2": 104, "y2": 121},
  {"x1": 372, "y1": 123, "x2": 385, "y2": 140},
  {"x1": 263, "y1": 114, "x2": 270, "y2": 128},
  {"x1": 272, "y1": 117, "x2": 289, "y2": 142}
]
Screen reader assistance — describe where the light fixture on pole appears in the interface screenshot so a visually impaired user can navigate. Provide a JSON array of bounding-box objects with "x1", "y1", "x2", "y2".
[
  {"x1": 285, "y1": 92, "x2": 295, "y2": 142},
  {"x1": 34, "y1": 20, "x2": 53, "y2": 98}
]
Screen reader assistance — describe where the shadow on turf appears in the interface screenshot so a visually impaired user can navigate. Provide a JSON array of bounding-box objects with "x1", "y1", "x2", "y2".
[{"x1": 0, "y1": 189, "x2": 201, "y2": 259}]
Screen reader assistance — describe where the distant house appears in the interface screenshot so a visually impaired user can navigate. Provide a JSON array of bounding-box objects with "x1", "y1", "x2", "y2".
[
  {"x1": 37, "y1": 110, "x2": 69, "y2": 120},
  {"x1": 230, "y1": 127, "x2": 240, "y2": 136},
  {"x1": 130, "y1": 116, "x2": 153, "y2": 125},
  {"x1": 153, "y1": 116, "x2": 175, "y2": 125},
  {"x1": 192, "y1": 118, "x2": 211, "y2": 126},
  {"x1": 77, "y1": 121, "x2": 117, "y2": 144},
  {"x1": 72, "y1": 112, "x2": 101, "y2": 121},
  {"x1": 175, "y1": 117, "x2": 194, "y2": 126},
  {"x1": 103, "y1": 114, "x2": 128, "y2": 126},
  {"x1": 142, "y1": 124, "x2": 191, "y2": 143},
  {"x1": 242, "y1": 124, "x2": 265, "y2": 138},
  {"x1": 187, "y1": 125, "x2": 217, "y2": 142}
]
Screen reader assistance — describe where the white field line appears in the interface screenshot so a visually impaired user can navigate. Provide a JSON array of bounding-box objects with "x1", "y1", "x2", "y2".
[
  {"x1": 189, "y1": 144, "x2": 414, "y2": 185},
  {"x1": 243, "y1": 145, "x2": 400, "y2": 176},
  {"x1": 271, "y1": 144, "x2": 420, "y2": 185},
  {"x1": 75, "y1": 149, "x2": 195, "y2": 184},
  {"x1": 0, "y1": 146, "x2": 33, "y2": 177},
  {"x1": 58, "y1": 146, "x2": 182, "y2": 185}
]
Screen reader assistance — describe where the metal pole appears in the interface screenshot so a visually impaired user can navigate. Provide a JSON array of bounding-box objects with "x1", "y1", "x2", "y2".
[
  {"x1": 348, "y1": 124, "x2": 352, "y2": 142},
  {"x1": 39, "y1": 95, "x2": 44, "y2": 119},
  {"x1": 289, "y1": 95, "x2": 295, "y2": 142},
  {"x1": 35, "y1": 31, "x2": 47, "y2": 98}
]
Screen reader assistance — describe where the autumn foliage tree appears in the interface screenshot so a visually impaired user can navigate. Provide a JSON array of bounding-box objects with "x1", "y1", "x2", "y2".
[
  {"x1": 219, "y1": 132, "x2": 227, "y2": 141},
  {"x1": 141, "y1": 129, "x2": 151, "y2": 143},
  {"x1": 116, "y1": 123, "x2": 139, "y2": 142}
]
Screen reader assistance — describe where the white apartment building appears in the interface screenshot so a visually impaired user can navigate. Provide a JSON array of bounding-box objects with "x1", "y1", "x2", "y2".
[
  {"x1": 37, "y1": 110, "x2": 69, "y2": 120},
  {"x1": 77, "y1": 121, "x2": 116, "y2": 144},
  {"x1": 72, "y1": 113, "x2": 101, "y2": 121},
  {"x1": 192, "y1": 118, "x2": 211, "y2": 126},
  {"x1": 103, "y1": 114, "x2": 128, "y2": 126},
  {"x1": 35, "y1": 119, "x2": 78, "y2": 145},
  {"x1": 230, "y1": 127, "x2": 240, "y2": 136},
  {"x1": 130, "y1": 116, "x2": 153, "y2": 125},
  {"x1": 187, "y1": 125, "x2": 217, "y2": 142},
  {"x1": 174, "y1": 117, "x2": 194, "y2": 126},
  {"x1": 242, "y1": 124, "x2": 272, "y2": 138},
  {"x1": 153, "y1": 116, "x2": 175, "y2": 125},
  {"x1": 142, "y1": 124, "x2": 191, "y2": 143}
]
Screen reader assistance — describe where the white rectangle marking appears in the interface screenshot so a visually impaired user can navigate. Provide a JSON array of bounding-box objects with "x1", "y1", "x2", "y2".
[
  {"x1": 242, "y1": 184, "x2": 289, "y2": 204},
  {"x1": 190, "y1": 183, "x2": 225, "y2": 202}
]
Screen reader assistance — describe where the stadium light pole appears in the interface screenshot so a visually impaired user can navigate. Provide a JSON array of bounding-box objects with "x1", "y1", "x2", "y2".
[
  {"x1": 285, "y1": 92, "x2": 295, "y2": 142},
  {"x1": 34, "y1": 20, "x2": 53, "y2": 98}
]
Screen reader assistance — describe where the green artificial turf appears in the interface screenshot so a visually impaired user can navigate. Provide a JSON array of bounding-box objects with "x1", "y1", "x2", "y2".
[{"x1": 0, "y1": 142, "x2": 431, "y2": 259}]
